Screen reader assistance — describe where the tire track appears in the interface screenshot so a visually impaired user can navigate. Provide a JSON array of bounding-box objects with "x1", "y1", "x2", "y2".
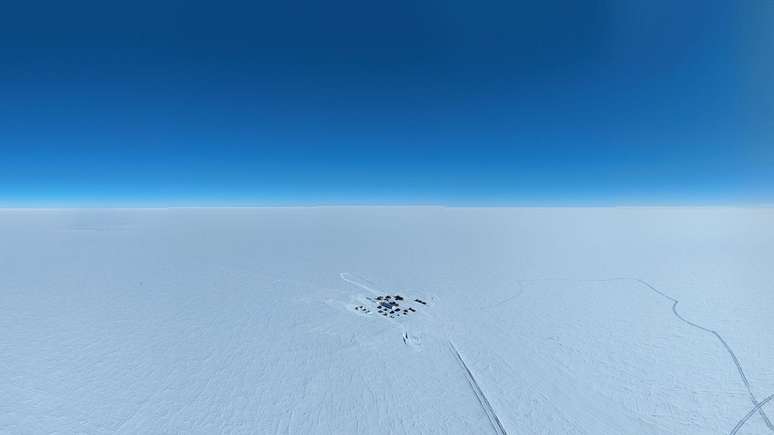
[
  {"x1": 511, "y1": 277, "x2": 773, "y2": 432},
  {"x1": 730, "y1": 393, "x2": 774, "y2": 435},
  {"x1": 342, "y1": 273, "x2": 506, "y2": 432},
  {"x1": 615, "y1": 278, "x2": 774, "y2": 432},
  {"x1": 340, "y1": 272, "x2": 381, "y2": 296},
  {"x1": 346, "y1": 273, "x2": 771, "y2": 432},
  {"x1": 479, "y1": 282, "x2": 525, "y2": 311},
  {"x1": 448, "y1": 341, "x2": 508, "y2": 435}
]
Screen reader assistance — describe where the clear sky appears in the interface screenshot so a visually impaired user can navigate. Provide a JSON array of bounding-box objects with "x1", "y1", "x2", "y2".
[{"x1": 1, "y1": 0, "x2": 772, "y2": 206}]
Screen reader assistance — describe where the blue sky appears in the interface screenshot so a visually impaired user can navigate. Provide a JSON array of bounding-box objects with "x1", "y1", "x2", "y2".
[{"x1": 1, "y1": 0, "x2": 772, "y2": 206}]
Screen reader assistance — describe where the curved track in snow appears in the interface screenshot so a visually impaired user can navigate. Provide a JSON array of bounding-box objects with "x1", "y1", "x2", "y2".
[
  {"x1": 730, "y1": 393, "x2": 774, "y2": 435},
  {"x1": 617, "y1": 278, "x2": 774, "y2": 432},
  {"x1": 343, "y1": 273, "x2": 771, "y2": 432},
  {"x1": 514, "y1": 277, "x2": 774, "y2": 432}
]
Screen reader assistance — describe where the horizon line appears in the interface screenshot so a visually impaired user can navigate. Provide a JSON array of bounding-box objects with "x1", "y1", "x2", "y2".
[{"x1": 1, "y1": 204, "x2": 773, "y2": 210}]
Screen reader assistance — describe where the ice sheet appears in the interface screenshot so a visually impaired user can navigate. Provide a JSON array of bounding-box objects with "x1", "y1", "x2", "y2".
[{"x1": 1, "y1": 207, "x2": 772, "y2": 434}]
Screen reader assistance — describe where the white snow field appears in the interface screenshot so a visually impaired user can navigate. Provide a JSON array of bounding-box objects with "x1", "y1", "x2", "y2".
[{"x1": 1, "y1": 207, "x2": 772, "y2": 434}]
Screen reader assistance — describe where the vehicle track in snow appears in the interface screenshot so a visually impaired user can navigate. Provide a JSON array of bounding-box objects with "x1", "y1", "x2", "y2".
[
  {"x1": 340, "y1": 272, "x2": 382, "y2": 296},
  {"x1": 448, "y1": 341, "x2": 508, "y2": 435},
  {"x1": 341, "y1": 273, "x2": 505, "y2": 433},
  {"x1": 342, "y1": 273, "x2": 772, "y2": 432},
  {"x1": 508, "y1": 277, "x2": 774, "y2": 432},
  {"x1": 730, "y1": 393, "x2": 774, "y2": 435},
  {"x1": 610, "y1": 278, "x2": 774, "y2": 432}
]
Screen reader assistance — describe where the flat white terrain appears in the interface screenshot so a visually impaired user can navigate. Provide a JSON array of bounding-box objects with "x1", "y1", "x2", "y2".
[{"x1": 1, "y1": 207, "x2": 772, "y2": 434}]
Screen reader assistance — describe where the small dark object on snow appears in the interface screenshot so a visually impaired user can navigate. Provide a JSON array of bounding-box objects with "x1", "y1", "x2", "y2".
[
  {"x1": 395, "y1": 295, "x2": 404, "y2": 301},
  {"x1": 409, "y1": 307, "x2": 415, "y2": 312},
  {"x1": 414, "y1": 299, "x2": 427, "y2": 305}
]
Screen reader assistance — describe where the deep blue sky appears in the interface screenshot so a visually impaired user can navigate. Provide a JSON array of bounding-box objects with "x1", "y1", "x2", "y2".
[{"x1": 1, "y1": 0, "x2": 772, "y2": 206}]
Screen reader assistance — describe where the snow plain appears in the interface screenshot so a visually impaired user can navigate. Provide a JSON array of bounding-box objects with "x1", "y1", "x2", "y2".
[{"x1": 1, "y1": 207, "x2": 772, "y2": 434}]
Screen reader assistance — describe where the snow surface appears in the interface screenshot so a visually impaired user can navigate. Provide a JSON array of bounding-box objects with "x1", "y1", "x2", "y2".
[{"x1": 1, "y1": 207, "x2": 772, "y2": 434}]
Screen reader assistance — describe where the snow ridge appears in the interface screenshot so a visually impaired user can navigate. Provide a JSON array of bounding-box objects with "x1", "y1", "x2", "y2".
[{"x1": 448, "y1": 341, "x2": 508, "y2": 435}]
